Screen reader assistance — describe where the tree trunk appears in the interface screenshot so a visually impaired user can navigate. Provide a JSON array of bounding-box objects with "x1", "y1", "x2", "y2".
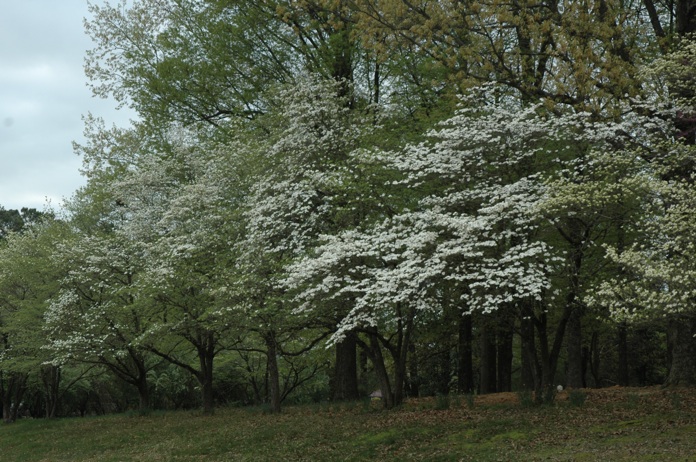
[
  {"x1": 479, "y1": 321, "x2": 497, "y2": 394},
  {"x1": 436, "y1": 348, "x2": 451, "y2": 395},
  {"x1": 136, "y1": 373, "x2": 151, "y2": 413},
  {"x1": 589, "y1": 331, "x2": 601, "y2": 388},
  {"x1": 534, "y1": 305, "x2": 573, "y2": 403},
  {"x1": 407, "y1": 342, "x2": 420, "y2": 397},
  {"x1": 1, "y1": 372, "x2": 27, "y2": 423},
  {"x1": 676, "y1": 0, "x2": 696, "y2": 35},
  {"x1": 333, "y1": 331, "x2": 359, "y2": 401},
  {"x1": 41, "y1": 365, "x2": 61, "y2": 419},
  {"x1": 457, "y1": 314, "x2": 474, "y2": 393},
  {"x1": 617, "y1": 322, "x2": 630, "y2": 386},
  {"x1": 367, "y1": 333, "x2": 394, "y2": 409},
  {"x1": 265, "y1": 333, "x2": 282, "y2": 413},
  {"x1": 519, "y1": 306, "x2": 538, "y2": 391},
  {"x1": 566, "y1": 306, "x2": 584, "y2": 389},
  {"x1": 1, "y1": 371, "x2": 9, "y2": 423},
  {"x1": 665, "y1": 316, "x2": 696, "y2": 386},
  {"x1": 197, "y1": 331, "x2": 216, "y2": 415},
  {"x1": 497, "y1": 312, "x2": 514, "y2": 393},
  {"x1": 390, "y1": 309, "x2": 412, "y2": 407}
]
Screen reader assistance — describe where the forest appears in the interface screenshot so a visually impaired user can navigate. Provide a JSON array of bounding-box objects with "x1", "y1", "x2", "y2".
[{"x1": 1, "y1": 0, "x2": 695, "y2": 422}]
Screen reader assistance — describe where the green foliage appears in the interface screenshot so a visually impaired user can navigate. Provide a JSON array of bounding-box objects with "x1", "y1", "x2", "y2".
[
  {"x1": 0, "y1": 219, "x2": 69, "y2": 374},
  {"x1": 4, "y1": 0, "x2": 696, "y2": 420}
]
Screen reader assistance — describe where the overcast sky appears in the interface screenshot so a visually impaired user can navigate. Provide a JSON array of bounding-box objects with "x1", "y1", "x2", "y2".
[{"x1": 0, "y1": 1, "x2": 134, "y2": 211}]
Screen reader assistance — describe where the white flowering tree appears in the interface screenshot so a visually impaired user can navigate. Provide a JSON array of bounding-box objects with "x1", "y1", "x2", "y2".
[
  {"x1": 0, "y1": 218, "x2": 72, "y2": 420},
  {"x1": 287, "y1": 86, "x2": 684, "y2": 402},
  {"x1": 110, "y1": 135, "x2": 248, "y2": 415},
  {"x1": 221, "y1": 77, "x2": 376, "y2": 412},
  {"x1": 582, "y1": 34, "x2": 696, "y2": 386},
  {"x1": 592, "y1": 161, "x2": 696, "y2": 384},
  {"x1": 590, "y1": 101, "x2": 696, "y2": 385},
  {"x1": 44, "y1": 229, "x2": 157, "y2": 413},
  {"x1": 286, "y1": 88, "x2": 583, "y2": 405},
  {"x1": 534, "y1": 102, "x2": 677, "y2": 390}
]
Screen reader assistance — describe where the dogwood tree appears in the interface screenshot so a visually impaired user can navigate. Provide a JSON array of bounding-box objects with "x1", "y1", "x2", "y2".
[
  {"x1": 220, "y1": 77, "x2": 375, "y2": 411},
  {"x1": 286, "y1": 88, "x2": 576, "y2": 405},
  {"x1": 44, "y1": 229, "x2": 157, "y2": 413},
  {"x1": 111, "y1": 135, "x2": 248, "y2": 415},
  {"x1": 592, "y1": 140, "x2": 696, "y2": 385},
  {"x1": 287, "y1": 85, "x2": 681, "y2": 402},
  {"x1": 0, "y1": 218, "x2": 71, "y2": 420}
]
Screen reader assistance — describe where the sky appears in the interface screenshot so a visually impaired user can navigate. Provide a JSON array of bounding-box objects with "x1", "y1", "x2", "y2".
[{"x1": 0, "y1": 0, "x2": 134, "y2": 211}]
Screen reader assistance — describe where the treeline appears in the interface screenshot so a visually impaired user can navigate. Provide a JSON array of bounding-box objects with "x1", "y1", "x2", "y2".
[{"x1": 1, "y1": 0, "x2": 695, "y2": 421}]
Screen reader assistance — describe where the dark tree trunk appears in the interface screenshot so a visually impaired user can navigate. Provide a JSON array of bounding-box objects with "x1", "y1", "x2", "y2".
[
  {"x1": 566, "y1": 306, "x2": 584, "y2": 389},
  {"x1": 41, "y1": 365, "x2": 61, "y2": 419},
  {"x1": 534, "y1": 304, "x2": 573, "y2": 403},
  {"x1": 265, "y1": 332, "x2": 282, "y2": 413},
  {"x1": 367, "y1": 333, "x2": 394, "y2": 409},
  {"x1": 519, "y1": 306, "x2": 538, "y2": 391},
  {"x1": 1, "y1": 372, "x2": 9, "y2": 423},
  {"x1": 197, "y1": 331, "x2": 216, "y2": 415},
  {"x1": 497, "y1": 312, "x2": 514, "y2": 393},
  {"x1": 435, "y1": 348, "x2": 451, "y2": 395},
  {"x1": 1, "y1": 372, "x2": 27, "y2": 423},
  {"x1": 333, "y1": 331, "x2": 359, "y2": 401},
  {"x1": 617, "y1": 323, "x2": 630, "y2": 386},
  {"x1": 676, "y1": 0, "x2": 696, "y2": 35},
  {"x1": 665, "y1": 316, "x2": 696, "y2": 386},
  {"x1": 358, "y1": 323, "x2": 412, "y2": 409},
  {"x1": 589, "y1": 331, "x2": 601, "y2": 388},
  {"x1": 136, "y1": 373, "x2": 151, "y2": 413},
  {"x1": 407, "y1": 342, "x2": 420, "y2": 397},
  {"x1": 479, "y1": 322, "x2": 497, "y2": 394},
  {"x1": 457, "y1": 314, "x2": 474, "y2": 393},
  {"x1": 391, "y1": 308, "x2": 413, "y2": 407}
]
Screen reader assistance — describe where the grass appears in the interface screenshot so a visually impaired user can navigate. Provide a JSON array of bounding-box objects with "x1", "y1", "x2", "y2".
[{"x1": 2, "y1": 386, "x2": 696, "y2": 461}]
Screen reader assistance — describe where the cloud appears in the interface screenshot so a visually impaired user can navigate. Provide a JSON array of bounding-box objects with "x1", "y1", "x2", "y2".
[{"x1": 0, "y1": 1, "x2": 135, "y2": 211}]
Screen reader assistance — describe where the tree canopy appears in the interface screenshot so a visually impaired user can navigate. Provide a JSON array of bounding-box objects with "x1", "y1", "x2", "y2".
[{"x1": 1, "y1": 0, "x2": 695, "y2": 418}]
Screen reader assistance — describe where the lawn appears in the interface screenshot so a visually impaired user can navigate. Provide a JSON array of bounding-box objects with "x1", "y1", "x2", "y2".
[{"x1": 2, "y1": 386, "x2": 695, "y2": 461}]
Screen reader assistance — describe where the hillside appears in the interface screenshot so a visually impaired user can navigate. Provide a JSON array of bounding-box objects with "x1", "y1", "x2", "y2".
[{"x1": 2, "y1": 386, "x2": 695, "y2": 461}]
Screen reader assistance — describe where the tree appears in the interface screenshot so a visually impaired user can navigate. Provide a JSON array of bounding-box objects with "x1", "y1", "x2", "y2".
[
  {"x1": 286, "y1": 89, "x2": 571, "y2": 405},
  {"x1": 0, "y1": 218, "x2": 70, "y2": 420},
  {"x1": 0, "y1": 207, "x2": 47, "y2": 239},
  {"x1": 85, "y1": 0, "x2": 300, "y2": 126},
  {"x1": 221, "y1": 77, "x2": 377, "y2": 411},
  {"x1": 352, "y1": 0, "x2": 654, "y2": 112},
  {"x1": 594, "y1": 27, "x2": 696, "y2": 386},
  {"x1": 110, "y1": 136, "x2": 245, "y2": 415},
  {"x1": 538, "y1": 104, "x2": 673, "y2": 389},
  {"x1": 593, "y1": 130, "x2": 696, "y2": 385},
  {"x1": 44, "y1": 230, "x2": 158, "y2": 413}
]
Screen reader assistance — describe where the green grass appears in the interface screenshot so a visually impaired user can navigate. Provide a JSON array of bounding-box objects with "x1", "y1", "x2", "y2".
[{"x1": 2, "y1": 387, "x2": 696, "y2": 461}]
